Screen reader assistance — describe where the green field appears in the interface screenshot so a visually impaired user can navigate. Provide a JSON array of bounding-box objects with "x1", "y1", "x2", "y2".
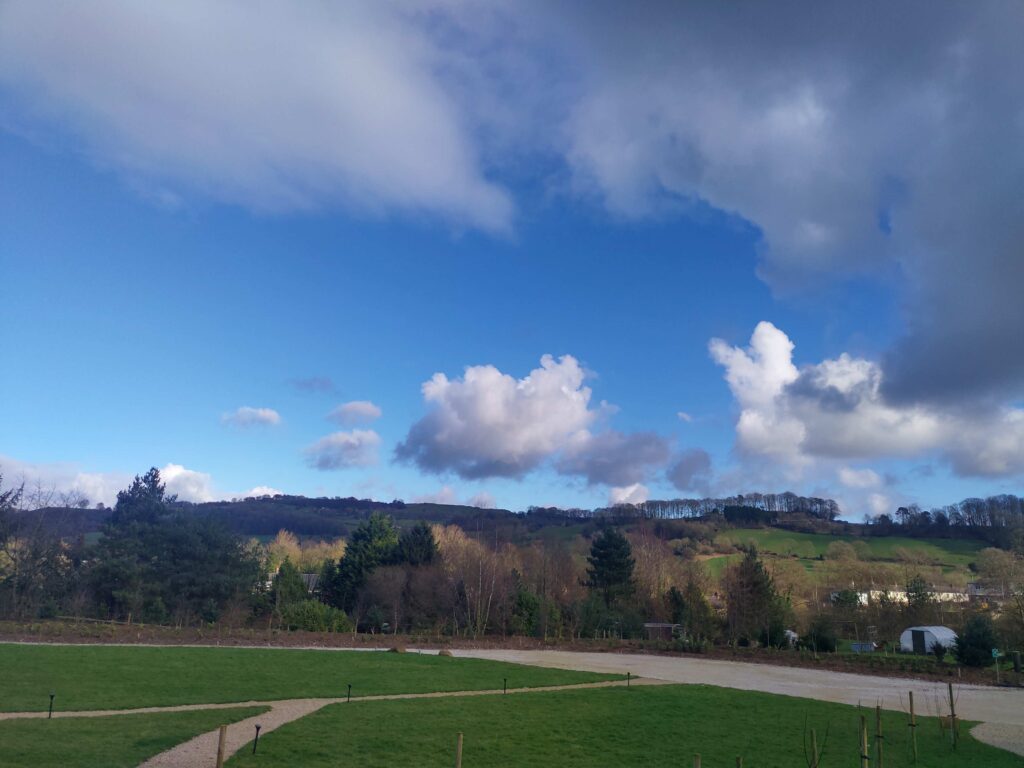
[
  {"x1": 715, "y1": 528, "x2": 984, "y2": 567},
  {"x1": 226, "y1": 684, "x2": 1013, "y2": 768},
  {"x1": 0, "y1": 706, "x2": 265, "y2": 768},
  {"x1": 0, "y1": 644, "x2": 617, "y2": 712}
]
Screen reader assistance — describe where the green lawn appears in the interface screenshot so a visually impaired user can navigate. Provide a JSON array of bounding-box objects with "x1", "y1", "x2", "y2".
[
  {"x1": 0, "y1": 706, "x2": 266, "y2": 768},
  {"x1": 226, "y1": 685, "x2": 1017, "y2": 768},
  {"x1": 0, "y1": 644, "x2": 617, "y2": 712},
  {"x1": 716, "y1": 528, "x2": 983, "y2": 567}
]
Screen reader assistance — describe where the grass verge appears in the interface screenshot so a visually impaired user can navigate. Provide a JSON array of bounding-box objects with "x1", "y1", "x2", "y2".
[
  {"x1": 227, "y1": 684, "x2": 1017, "y2": 767},
  {"x1": 0, "y1": 706, "x2": 266, "y2": 768},
  {"x1": 0, "y1": 644, "x2": 617, "y2": 711}
]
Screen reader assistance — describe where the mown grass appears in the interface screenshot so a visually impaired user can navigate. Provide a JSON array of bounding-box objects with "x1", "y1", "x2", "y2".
[
  {"x1": 0, "y1": 705, "x2": 266, "y2": 768},
  {"x1": 716, "y1": 528, "x2": 983, "y2": 567},
  {"x1": 226, "y1": 685, "x2": 1017, "y2": 767},
  {"x1": 0, "y1": 644, "x2": 617, "y2": 712}
]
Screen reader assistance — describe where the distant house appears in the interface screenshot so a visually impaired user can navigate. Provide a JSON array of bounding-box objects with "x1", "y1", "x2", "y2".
[
  {"x1": 643, "y1": 622, "x2": 679, "y2": 641},
  {"x1": 900, "y1": 625, "x2": 957, "y2": 655},
  {"x1": 967, "y1": 582, "x2": 1005, "y2": 600},
  {"x1": 831, "y1": 587, "x2": 968, "y2": 606}
]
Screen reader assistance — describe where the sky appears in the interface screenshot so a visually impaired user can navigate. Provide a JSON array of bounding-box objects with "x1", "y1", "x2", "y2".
[{"x1": 1, "y1": 1, "x2": 1022, "y2": 518}]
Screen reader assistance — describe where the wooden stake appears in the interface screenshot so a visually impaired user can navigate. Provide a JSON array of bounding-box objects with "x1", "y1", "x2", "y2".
[
  {"x1": 693, "y1": 754, "x2": 701, "y2": 768},
  {"x1": 455, "y1": 731, "x2": 464, "y2": 768},
  {"x1": 860, "y1": 715, "x2": 869, "y2": 768},
  {"x1": 876, "y1": 704, "x2": 884, "y2": 768},
  {"x1": 947, "y1": 682, "x2": 958, "y2": 748},
  {"x1": 908, "y1": 691, "x2": 918, "y2": 764},
  {"x1": 810, "y1": 729, "x2": 819, "y2": 768},
  {"x1": 215, "y1": 725, "x2": 228, "y2": 768}
]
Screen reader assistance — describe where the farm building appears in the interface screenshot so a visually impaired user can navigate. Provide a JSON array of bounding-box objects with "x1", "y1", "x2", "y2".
[
  {"x1": 642, "y1": 622, "x2": 679, "y2": 641},
  {"x1": 900, "y1": 625, "x2": 958, "y2": 655}
]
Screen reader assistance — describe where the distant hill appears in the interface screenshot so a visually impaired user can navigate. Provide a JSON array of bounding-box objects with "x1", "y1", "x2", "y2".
[{"x1": 21, "y1": 489, "x2": 1021, "y2": 548}]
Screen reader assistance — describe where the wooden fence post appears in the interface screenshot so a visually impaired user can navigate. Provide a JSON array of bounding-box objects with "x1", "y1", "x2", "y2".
[
  {"x1": 693, "y1": 754, "x2": 701, "y2": 768},
  {"x1": 908, "y1": 691, "x2": 918, "y2": 764},
  {"x1": 810, "y1": 729, "x2": 819, "y2": 768},
  {"x1": 859, "y1": 715, "x2": 869, "y2": 768},
  {"x1": 215, "y1": 725, "x2": 228, "y2": 768},
  {"x1": 876, "y1": 704, "x2": 884, "y2": 768},
  {"x1": 455, "y1": 732, "x2": 464, "y2": 768},
  {"x1": 947, "y1": 682, "x2": 958, "y2": 749}
]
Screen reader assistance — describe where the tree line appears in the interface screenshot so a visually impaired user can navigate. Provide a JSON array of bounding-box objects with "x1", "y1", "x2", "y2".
[{"x1": 2, "y1": 469, "x2": 1021, "y2": 663}]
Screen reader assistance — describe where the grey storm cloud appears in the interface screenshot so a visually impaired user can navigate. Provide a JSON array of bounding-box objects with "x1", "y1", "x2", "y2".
[
  {"x1": 555, "y1": 430, "x2": 671, "y2": 488},
  {"x1": 667, "y1": 449, "x2": 713, "y2": 493}
]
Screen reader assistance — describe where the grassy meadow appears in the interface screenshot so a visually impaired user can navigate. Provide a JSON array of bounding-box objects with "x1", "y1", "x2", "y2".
[
  {"x1": 0, "y1": 644, "x2": 617, "y2": 712},
  {"x1": 0, "y1": 706, "x2": 266, "y2": 768},
  {"x1": 225, "y1": 684, "x2": 1015, "y2": 768},
  {"x1": 715, "y1": 528, "x2": 983, "y2": 566}
]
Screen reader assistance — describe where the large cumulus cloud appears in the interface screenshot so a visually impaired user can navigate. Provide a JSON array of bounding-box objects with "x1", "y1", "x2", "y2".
[
  {"x1": 396, "y1": 355, "x2": 669, "y2": 487},
  {"x1": 711, "y1": 322, "x2": 1024, "y2": 478}
]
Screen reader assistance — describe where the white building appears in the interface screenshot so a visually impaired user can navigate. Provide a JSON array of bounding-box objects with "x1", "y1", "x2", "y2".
[{"x1": 900, "y1": 625, "x2": 958, "y2": 655}]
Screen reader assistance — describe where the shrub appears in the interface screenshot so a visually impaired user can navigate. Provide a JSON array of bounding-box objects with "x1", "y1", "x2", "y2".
[
  {"x1": 931, "y1": 641, "x2": 947, "y2": 664},
  {"x1": 800, "y1": 614, "x2": 838, "y2": 653},
  {"x1": 280, "y1": 600, "x2": 353, "y2": 633},
  {"x1": 954, "y1": 615, "x2": 997, "y2": 667}
]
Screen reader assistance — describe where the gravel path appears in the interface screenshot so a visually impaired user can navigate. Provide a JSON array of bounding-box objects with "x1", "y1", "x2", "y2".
[{"x1": 452, "y1": 648, "x2": 1024, "y2": 756}]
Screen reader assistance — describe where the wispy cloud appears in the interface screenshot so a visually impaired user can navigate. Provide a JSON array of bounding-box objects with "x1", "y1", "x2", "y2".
[{"x1": 222, "y1": 406, "x2": 281, "y2": 428}]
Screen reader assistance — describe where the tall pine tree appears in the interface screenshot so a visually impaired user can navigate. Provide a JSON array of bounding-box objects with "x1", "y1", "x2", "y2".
[{"x1": 584, "y1": 528, "x2": 635, "y2": 607}]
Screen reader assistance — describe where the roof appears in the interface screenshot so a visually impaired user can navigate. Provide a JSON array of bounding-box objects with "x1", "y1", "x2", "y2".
[{"x1": 901, "y1": 625, "x2": 958, "y2": 641}]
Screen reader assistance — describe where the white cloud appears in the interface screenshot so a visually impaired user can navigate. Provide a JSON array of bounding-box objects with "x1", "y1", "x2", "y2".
[
  {"x1": 868, "y1": 493, "x2": 893, "y2": 517},
  {"x1": 396, "y1": 354, "x2": 669, "y2": 486},
  {"x1": 222, "y1": 406, "x2": 281, "y2": 428},
  {"x1": 0, "y1": 454, "x2": 130, "y2": 507},
  {"x1": 609, "y1": 483, "x2": 649, "y2": 506},
  {"x1": 246, "y1": 485, "x2": 283, "y2": 498},
  {"x1": 0, "y1": 455, "x2": 285, "y2": 506},
  {"x1": 468, "y1": 491, "x2": 495, "y2": 509},
  {"x1": 328, "y1": 400, "x2": 382, "y2": 426},
  {"x1": 712, "y1": 322, "x2": 1024, "y2": 479},
  {"x1": 396, "y1": 354, "x2": 596, "y2": 479},
  {"x1": 0, "y1": 0, "x2": 512, "y2": 231},
  {"x1": 709, "y1": 322, "x2": 805, "y2": 465},
  {"x1": 412, "y1": 485, "x2": 459, "y2": 505},
  {"x1": 411, "y1": 486, "x2": 496, "y2": 508},
  {"x1": 160, "y1": 463, "x2": 215, "y2": 502},
  {"x1": 677, "y1": 411, "x2": 693, "y2": 423},
  {"x1": 304, "y1": 430, "x2": 381, "y2": 470},
  {"x1": 838, "y1": 467, "x2": 882, "y2": 490}
]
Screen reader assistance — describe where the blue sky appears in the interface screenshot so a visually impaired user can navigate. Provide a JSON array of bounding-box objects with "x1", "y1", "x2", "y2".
[{"x1": 1, "y1": 2, "x2": 1022, "y2": 516}]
